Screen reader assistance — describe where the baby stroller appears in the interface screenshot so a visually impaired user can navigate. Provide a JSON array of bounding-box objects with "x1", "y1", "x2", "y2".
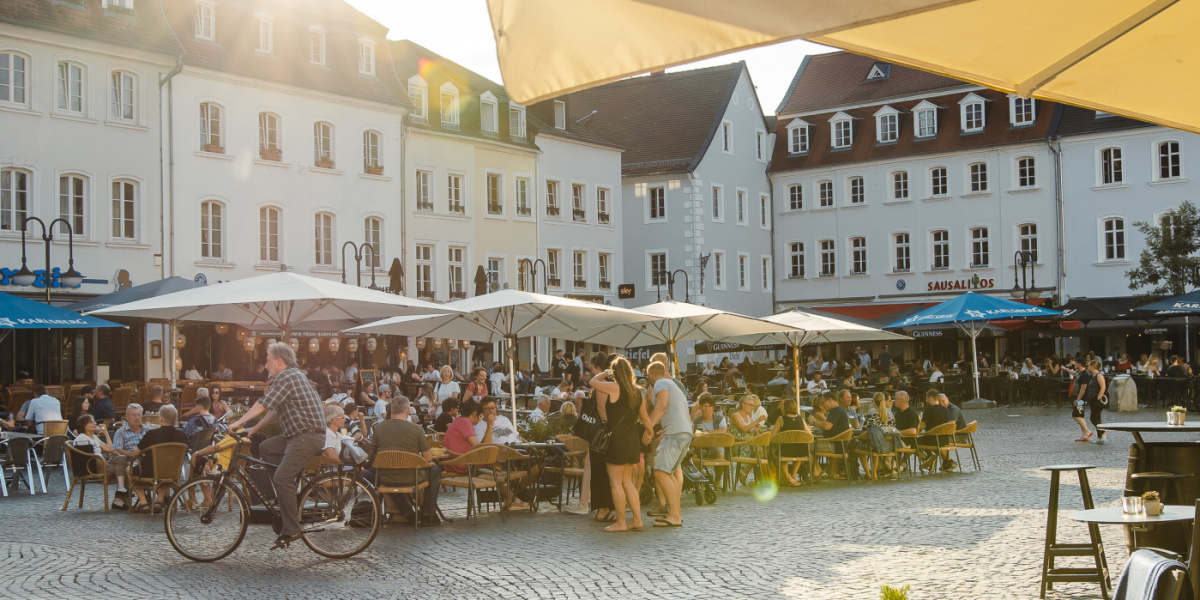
[{"x1": 682, "y1": 447, "x2": 717, "y2": 506}]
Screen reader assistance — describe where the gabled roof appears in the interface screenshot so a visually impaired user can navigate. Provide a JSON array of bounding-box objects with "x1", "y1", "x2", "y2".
[
  {"x1": 567, "y1": 62, "x2": 745, "y2": 176},
  {"x1": 0, "y1": 0, "x2": 182, "y2": 57},
  {"x1": 161, "y1": 0, "x2": 407, "y2": 107},
  {"x1": 777, "y1": 51, "x2": 967, "y2": 117},
  {"x1": 390, "y1": 39, "x2": 539, "y2": 150},
  {"x1": 527, "y1": 98, "x2": 624, "y2": 151},
  {"x1": 1053, "y1": 105, "x2": 1157, "y2": 137}
]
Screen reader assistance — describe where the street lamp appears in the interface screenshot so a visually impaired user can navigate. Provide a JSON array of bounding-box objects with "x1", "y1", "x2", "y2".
[
  {"x1": 518, "y1": 258, "x2": 548, "y2": 293},
  {"x1": 12, "y1": 217, "x2": 85, "y2": 303},
  {"x1": 340, "y1": 241, "x2": 381, "y2": 290},
  {"x1": 1010, "y1": 250, "x2": 1042, "y2": 303},
  {"x1": 653, "y1": 268, "x2": 690, "y2": 302}
]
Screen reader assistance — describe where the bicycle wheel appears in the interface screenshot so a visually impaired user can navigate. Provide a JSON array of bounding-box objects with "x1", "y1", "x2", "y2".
[
  {"x1": 164, "y1": 476, "x2": 250, "y2": 562},
  {"x1": 297, "y1": 472, "x2": 381, "y2": 559}
]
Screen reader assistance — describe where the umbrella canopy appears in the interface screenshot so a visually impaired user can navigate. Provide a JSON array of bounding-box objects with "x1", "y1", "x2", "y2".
[
  {"x1": 1134, "y1": 290, "x2": 1200, "y2": 314},
  {"x1": 0, "y1": 291, "x2": 124, "y2": 342},
  {"x1": 63, "y1": 276, "x2": 206, "y2": 313},
  {"x1": 488, "y1": 0, "x2": 1200, "y2": 135},
  {"x1": 87, "y1": 271, "x2": 451, "y2": 335}
]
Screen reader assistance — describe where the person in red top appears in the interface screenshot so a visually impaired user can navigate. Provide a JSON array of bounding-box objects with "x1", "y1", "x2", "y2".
[
  {"x1": 460, "y1": 367, "x2": 491, "y2": 403},
  {"x1": 443, "y1": 400, "x2": 486, "y2": 474}
]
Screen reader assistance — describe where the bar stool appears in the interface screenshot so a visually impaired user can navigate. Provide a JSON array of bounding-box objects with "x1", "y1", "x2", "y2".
[
  {"x1": 1039, "y1": 464, "x2": 1111, "y2": 600},
  {"x1": 1130, "y1": 471, "x2": 1189, "y2": 504}
]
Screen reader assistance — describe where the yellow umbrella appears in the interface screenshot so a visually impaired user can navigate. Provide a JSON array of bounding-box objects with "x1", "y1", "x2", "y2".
[{"x1": 488, "y1": 0, "x2": 1200, "y2": 135}]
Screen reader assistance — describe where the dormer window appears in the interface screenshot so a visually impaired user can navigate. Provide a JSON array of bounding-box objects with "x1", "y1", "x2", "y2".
[
  {"x1": 256, "y1": 16, "x2": 273, "y2": 53},
  {"x1": 913, "y1": 100, "x2": 940, "y2": 138},
  {"x1": 959, "y1": 92, "x2": 986, "y2": 132},
  {"x1": 480, "y1": 91, "x2": 498, "y2": 133},
  {"x1": 865, "y1": 62, "x2": 890, "y2": 81},
  {"x1": 509, "y1": 104, "x2": 526, "y2": 140},
  {"x1": 407, "y1": 75, "x2": 427, "y2": 120},
  {"x1": 874, "y1": 106, "x2": 900, "y2": 144},
  {"x1": 440, "y1": 82, "x2": 459, "y2": 126},
  {"x1": 194, "y1": 1, "x2": 215, "y2": 41},
  {"x1": 786, "y1": 118, "x2": 810, "y2": 154},
  {"x1": 309, "y1": 28, "x2": 326, "y2": 65},
  {"x1": 553, "y1": 100, "x2": 566, "y2": 130},
  {"x1": 358, "y1": 41, "x2": 375, "y2": 76},
  {"x1": 1009, "y1": 95, "x2": 1035, "y2": 126},
  {"x1": 829, "y1": 112, "x2": 853, "y2": 149}
]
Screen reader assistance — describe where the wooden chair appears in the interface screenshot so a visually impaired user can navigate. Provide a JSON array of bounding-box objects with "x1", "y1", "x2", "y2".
[
  {"x1": 44, "y1": 386, "x2": 66, "y2": 403},
  {"x1": 854, "y1": 433, "x2": 898, "y2": 481},
  {"x1": 441, "y1": 446, "x2": 500, "y2": 525},
  {"x1": 7, "y1": 390, "x2": 32, "y2": 414},
  {"x1": 41, "y1": 420, "x2": 69, "y2": 437},
  {"x1": 814, "y1": 429, "x2": 855, "y2": 482},
  {"x1": 542, "y1": 436, "x2": 589, "y2": 507},
  {"x1": 690, "y1": 432, "x2": 735, "y2": 491},
  {"x1": 956, "y1": 421, "x2": 980, "y2": 471},
  {"x1": 128, "y1": 442, "x2": 189, "y2": 514},
  {"x1": 731, "y1": 432, "x2": 772, "y2": 490},
  {"x1": 915, "y1": 422, "x2": 959, "y2": 474},
  {"x1": 67, "y1": 384, "x2": 87, "y2": 401},
  {"x1": 769, "y1": 430, "x2": 814, "y2": 485},
  {"x1": 372, "y1": 450, "x2": 434, "y2": 530},
  {"x1": 62, "y1": 443, "x2": 113, "y2": 511}
]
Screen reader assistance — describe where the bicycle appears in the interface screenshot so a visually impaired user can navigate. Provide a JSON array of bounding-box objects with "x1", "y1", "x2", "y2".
[{"x1": 164, "y1": 431, "x2": 382, "y2": 562}]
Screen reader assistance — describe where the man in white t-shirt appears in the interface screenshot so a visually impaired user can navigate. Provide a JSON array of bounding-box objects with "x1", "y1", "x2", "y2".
[
  {"x1": 344, "y1": 361, "x2": 359, "y2": 384},
  {"x1": 25, "y1": 385, "x2": 62, "y2": 435},
  {"x1": 474, "y1": 397, "x2": 522, "y2": 445},
  {"x1": 807, "y1": 373, "x2": 829, "y2": 393},
  {"x1": 489, "y1": 367, "x2": 508, "y2": 396},
  {"x1": 528, "y1": 395, "x2": 551, "y2": 423}
]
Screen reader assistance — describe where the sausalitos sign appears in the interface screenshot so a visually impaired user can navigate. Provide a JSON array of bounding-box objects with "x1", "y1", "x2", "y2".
[{"x1": 927, "y1": 274, "x2": 995, "y2": 292}]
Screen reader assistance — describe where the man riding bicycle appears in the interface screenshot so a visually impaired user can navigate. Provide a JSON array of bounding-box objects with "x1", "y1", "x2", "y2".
[{"x1": 229, "y1": 342, "x2": 326, "y2": 549}]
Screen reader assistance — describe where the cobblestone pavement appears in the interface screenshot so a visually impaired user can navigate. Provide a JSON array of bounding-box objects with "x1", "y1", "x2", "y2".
[{"x1": 0, "y1": 407, "x2": 1173, "y2": 599}]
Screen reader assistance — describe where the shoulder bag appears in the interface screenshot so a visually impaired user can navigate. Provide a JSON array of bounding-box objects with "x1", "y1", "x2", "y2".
[{"x1": 590, "y1": 412, "x2": 629, "y2": 455}]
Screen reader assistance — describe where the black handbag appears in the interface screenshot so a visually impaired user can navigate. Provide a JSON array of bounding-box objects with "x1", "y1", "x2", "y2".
[{"x1": 591, "y1": 413, "x2": 629, "y2": 455}]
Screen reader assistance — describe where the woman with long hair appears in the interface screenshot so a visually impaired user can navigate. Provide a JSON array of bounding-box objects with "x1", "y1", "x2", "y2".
[
  {"x1": 570, "y1": 353, "x2": 616, "y2": 520},
  {"x1": 589, "y1": 355, "x2": 645, "y2": 532}
]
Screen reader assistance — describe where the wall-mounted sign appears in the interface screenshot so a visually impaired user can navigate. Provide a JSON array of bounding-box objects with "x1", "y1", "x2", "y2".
[
  {"x1": 911, "y1": 330, "x2": 944, "y2": 338},
  {"x1": 618, "y1": 284, "x2": 635, "y2": 300},
  {"x1": 927, "y1": 274, "x2": 996, "y2": 292},
  {"x1": 194, "y1": 273, "x2": 208, "y2": 284},
  {"x1": 896, "y1": 279, "x2": 906, "y2": 291},
  {"x1": 1144, "y1": 327, "x2": 1169, "y2": 335},
  {"x1": 0, "y1": 267, "x2": 72, "y2": 288}
]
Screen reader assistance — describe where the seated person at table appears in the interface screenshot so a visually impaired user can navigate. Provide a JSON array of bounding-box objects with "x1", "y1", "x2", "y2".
[
  {"x1": 475, "y1": 397, "x2": 522, "y2": 445},
  {"x1": 1115, "y1": 353, "x2": 1134, "y2": 373},
  {"x1": 89, "y1": 384, "x2": 115, "y2": 423},
  {"x1": 433, "y1": 398, "x2": 459, "y2": 433},
  {"x1": 444, "y1": 400, "x2": 528, "y2": 510},
  {"x1": 691, "y1": 393, "x2": 728, "y2": 460},
  {"x1": 806, "y1": 356, "x2": 822, "y2": 377},
  {"x1": 550, "y1": 380, "x2": 572, "y2": 401},
  {"x1": 74, "y1": 414, "x2": 129, "y2": 504},
  {"x1": 372, "y1": 385, "x2": 393, "y2": 421},
  {"x1": 1167, "y1": 355, "x2": 1191, "y2": 378},
  {"x1": 929, "y1": 364, "x2": 945, "y2": 384},
  {"x1": 183, "y1": 365, "x2": 202, "y2": 380},
  {"x1": 528, "y1": 395, "x2": 552, "y2": 423},
  {"x1": 812, "y1": 392, "x2": 852, "y2": 479},
  {"x1": 1145, "y1": 354, "x2": 1162, "y2": 376},
  {"x1": 22, "y1": 384, "x2": 62, "y2": 435},
  {"x1": 548, "y1": 401, "x2": 577, "y2": 436},
  {"x1": 767, "y1": 372, "x2": 790, "y2": 387},
  {"x1": 68, "y1": 389, "x2": 92, "y2": 434},
  {"x1": 342, "y1": 403, "x2": 368, "y2": 442},
  {"x1": 841, "y1": 371, "x2": 857, "y2": 390},
  {"x1": 140, "y1": 385, "x2": 166, "y2": 414},
  {"x1": 183, "y1": 396, "x2": 218, "y2": 451},
  {"x1": 918, "y1": 389, "x2": 955, "y2": 472},
  {"x1": 489, "y1": 363, "x2": 508, "y2": 396},
  {"x1": 369, "y1": 397, "x2": 440, "y2": 525},
  {"x1": 770, "y1": 397, "x2": 813, "y2": 485},
  {"x1": 1021, "y1": 359, "x2": 1041, "y2": 376},
  {"x1": 320, "y1": 404, "x2": 346, "y2": 464},
  {"x1": 807, "y1": 373, "x2": 829, "y2": 393},
  {"x1": 892, "y1": 391, "x2": 919, "y2": 435},
  {"x1": 131, "y1": 405, "x2": 189, "y2": 511},
  {"x1": 884, "y1": 366, "x2": 902, "y2": 391},
  {"x1": 414, "y1": 383, "x2": 438, "y2": 420},
  {"x1": 213, "y1": 363, "x2": 233, "y2": 380}
]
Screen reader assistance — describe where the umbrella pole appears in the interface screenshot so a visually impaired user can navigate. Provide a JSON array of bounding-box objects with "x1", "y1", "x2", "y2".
[
  {"x1": 507, "y1": 336, "x2": 519, "y2": 427},
  {"x1": 971, "y1": 323, "x2": 981, "y2": 400},
  {"x1": 169, "y1": 321, "x2": 177, "y2": 388},
  {"x1": 793, "y1": 342, "x2": 801, "y2": 401},
  {"x1": 669, "y1": 339, "x2": 679, "y2": 377}
]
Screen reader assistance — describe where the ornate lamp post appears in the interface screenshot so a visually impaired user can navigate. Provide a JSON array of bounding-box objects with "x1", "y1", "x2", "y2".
[
  {"x1": 518, "y1": 258, "x2": 548, "y2": 294},
  {"x1": 653, "y1": 268, "x2": 690, "y2": 302},
  {"x1": 12, "y1": 217, "x2": 84, "y2": 303},
  {"x1": 340, "y1": 241, "x2": 381, "y2": 290},
  {"x1": 1010, "y1": 250, "x2": 1041, "y2": 303}
]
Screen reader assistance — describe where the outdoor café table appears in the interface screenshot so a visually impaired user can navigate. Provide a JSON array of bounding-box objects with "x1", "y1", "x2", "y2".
[
  {"x1": 508, "y1": 441, "x2": 568, "y2": 512},
  {"x1": 1098, "y1": 422, "x2": 1200, "y2": 450},
  {"x1": 1069, "y1": 505, "x2": 1195, "y2": 554}
]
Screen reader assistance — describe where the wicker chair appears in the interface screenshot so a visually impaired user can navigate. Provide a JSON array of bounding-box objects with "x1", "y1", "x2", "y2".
[
  {"x1": 62, "y1": 443, "x2": 113, "y2": 510},
  {"x1": 915, "y1": 422, "x2": 960, "y2": 474},
  {"x1": 690, "y1": 432, "x2": 735, "y2": 491},
  {"x1": 814, "y1": 429, "x2": 855, "y2": 482},
  {"x1": 372, "y1": 450, "x2": 434, "y2": 530},
  {"x1": 956, "y1": 421, "x2": 980, "y2": 471},
  {"x1": 769, "y1": 430, "x2": 814, "y2": 484},
  {"x1": 541, "y1": 436, "x2": 589, "y2": 507},
  {"x1": 41, "y1": 420, "x2": 69, "y2": 437},
  {"x1": 441, "y1": 446, "x2": 501, "y2": 525},
  {"x1": 128, "y1": 442, "x2": 189, "y2": 514},
  {"x1": 731, "y1": 432, "x2": 772, "y2": 490},
  {"x1": 854, "y1": 432, "x2": 898, "y2": 481}
]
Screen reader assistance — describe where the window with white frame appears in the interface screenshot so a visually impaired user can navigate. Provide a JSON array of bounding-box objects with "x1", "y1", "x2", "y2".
[
  {"x1": 1011, "y1": 96, "x2": 1035, "y2": 126},
  {"x1": 259, "y1": 206, "x2": 279, "y2": 262},
  {"x1": 447, "y1": 174, "x2": 464, "y2": 212},
  {"x1": 832, "y1": 116, "x2": 853, "y2": 149},
  {"x1": 819, "y1": 240, "x2": 836, "y2": 276},
  {"x1": 313, "y1": 212, "x2": 334, "y2": 266},
  {"x1": 480, "y1": 94, "x2": 498, "y2": 133},
  {"x1": 596, "y1": 187, "x2": 610, "y2": 223},
  {"x1": 415, "y1": 170, "x2": 433, "y2": 210},
  {"x1": 848, "y1": 176, "x2": 865, "y2": 204},
  {"x1": 760, "y1": 194, "x2": 769, "y2": 228},
  {"x1": 309, "y1": 29, "x2": 326, "y2": 65},
  {"x1": 200, "y1": 200, "x2": 223, "y2": 260},
  {"x1": 572, "y1": 183, "x2": 585, "y2": 221},
  {"x1": 970, "y1": 227, "x2": 989, "y2": 267},
  {"x1": 1103, "y1": 218, "x2": 1125, "y2": 261},
  {"x1": 517, "y1": 260, "x2": 530, "y2": 291},
  {"x1": 486, "y1": 257, "x2": 503, "y2": 292},
  {"x1": 516, "y1": 177, "x2": 531, "y2": 216},
  {"x1": 258, "y1": 112, "x2": 280, "y2": 156},
  {"x1": 509, "y1": 105, "x2": 526, "y2": 139},
  {"x1": 440, "y1": 83, "x2": 459, "y2": 126},
  {"x1": 545, "y1": 180, "x2": 559, "y2": 216},
  {"x1": 916, "y1": 105, "x2": 937, "y2": 138},
  {"x1": 358, "y1": 41, "x2": 375, "y2": 76},
  {"x1": 200, "y1": 102, "x2": 222, "y2": 151},
  {"x1": 850, "y1": 237, "x2": 867, "y2": 274},
  {"x1": 961, "y1": 95, "x2": 985, "y2": 131},
  {"x1": 722, "y1": 122, "x2": 733, "y2": 153},
  {"x1": 362, "y1": 130, "x2": 381, "y2": 172},
  {"x1": 1159, "y1": 141, "x2": 1182, "y2": 179},
  {"x1": 788, "y1": 184, "x2": 802, "y2": 210},
  {"x1": 448, "y1": 246, "x2": 465, "y2": 297},
  {"x1": 892, "y1": 171, "x2": 909, "y2": 200},
  {"x1": 598, "y1": 253, "x2": 611, "y2": 289},
  {"x1": 0, "y1": 52, "x2": 28, "y2": 106},
  {"x1": 548, "y1": 249, "x2": 561, "y2": 286},
  {"x1": 931, "y1": 230, "x2": 950, "y2": 270},
  {"x1": 364, "y1": 217, "x2": 382, "y2": 268},
  {"x1": 738, "y1": 254, "x2": 749, "y2": 290},
  {"x1": 111, "y1": 179, "x2": 136, "y2": 240},
  {"x1": 0, "y1": 168, "x2": 29, "y2": 231},
  {"x1": 788, "y1": 121, "x2": 809, "y2": 153},
  {"x1": 714, "y1": 252, "x2": 724, "y2": 288},
  {"x1": 894, "y1": 233, "x2": 910, "y2": 272},
  {"x1": 573, "y1": 251, "x2": 587, "y2": 287},
  {"x1": 194, "y1": 1, "x2": 214, "y2": 40},
  {"x1": 649, "y1": 186, "x2": 666, "y2": 221},
  {"x1": 818, "y1": 180, "x2": 833, "y2": 207},
  {"x1": 711, "y1": 185, "x2": 723, "y2": 220},
  {"x1": 968, "y1": 162, "x2": 988, "y2": 193},
  {"x1": 256, "y1": 17, "x2": 273, "y2": 53},
  {"x1": 875, "y1": 107, "x2": 898, "y2": 143},
  {"x1": 1019, "y1": 223, "x2": 1038, "y2": 263},
  {"x1": 313, "y1": 122, "x2": 333, "y2": 167},
  {"x1": 788, "y1": 242, "x2": 805, "y2": 278},
  {"x1": 553, "y1": 100, "x2": 566, "y2": 129},
  {"x1": 109, "y1": 71, "x2": 134, "y2": 121},
  {"x1": 650, "y1": 253, "x2": 667, "y2": 286},
  {"x1": 57, "y1": 61, "x2": 85, "y2": 114},
  {"x1": 408, "y1": 78, "x2": 427, "y2": 120},
  {"x1": 486, "y1": 173, "x2": 503, "y2": 215},
  {"x1": 761, "y1": 257, "x2": 772, "y2": 290},
  {"x1": 930, "y1": 167, "x2": 948, "y2": 196},
  {"x1": 736, "y1": 190, "x2": 747, "y2": 224},
  {"x1": 756, "y1": 131, "x2": 766, "y2": 161},
  {"x1": 1017, "y1": 156, "x2": 1036, "y2": 188},
  {"x1": 1101, "y1": 147, "x2": 1123, "y2": 185},
  {"x1": 58, "y1": 174, "x2": 86, "y2": 236},
  {"x1": 416, "y1": 244, "x2": 433, "y2": 297}
]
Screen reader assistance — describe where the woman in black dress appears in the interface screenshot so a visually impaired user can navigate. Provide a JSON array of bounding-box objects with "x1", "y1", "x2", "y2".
[
  {"x1": 770, "y1": 398, "x2": 811, "y2": 486},
  {"x1": 589, "y1": 355, "x2": 645, "y2": 533},
  {"x1": 577, "y1": 353, "x2": 616, "y2": 521}
]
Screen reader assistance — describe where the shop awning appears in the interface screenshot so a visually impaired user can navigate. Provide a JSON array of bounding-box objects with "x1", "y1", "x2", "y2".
[{"x1": 1053, "y1": 297, "x2": 1137, "y2": 321}]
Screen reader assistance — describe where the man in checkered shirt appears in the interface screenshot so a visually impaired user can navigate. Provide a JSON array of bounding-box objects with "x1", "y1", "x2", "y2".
[{"x1": 230, "y1": 342, "x2": 325, "y2": 549}]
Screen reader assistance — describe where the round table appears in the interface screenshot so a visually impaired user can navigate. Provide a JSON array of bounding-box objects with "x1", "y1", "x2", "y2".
[
  {"x1": 1071, "y1": 504, "x2": 1195, "y2": 554},
  {"x1": 1098, "y1": 421, "x2": 1200, "y2": 450}
]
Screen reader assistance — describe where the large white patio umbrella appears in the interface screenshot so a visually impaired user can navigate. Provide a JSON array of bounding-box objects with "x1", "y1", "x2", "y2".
[
  {"x1": 726, "y1": 309, "x2": 910, "y2": 397},
  {"x1": 560, "y1": 300, "x2": 797, "y2": 377},
  {"x1": 346, "y1": 289, "x2": 656, "y2": 423}
]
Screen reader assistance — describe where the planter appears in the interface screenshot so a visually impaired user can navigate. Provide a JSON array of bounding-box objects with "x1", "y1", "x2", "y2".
[
  {"x1": 1168, "y1": 411, "x2": 1187, "y2": 425},
  {"x1": 259, "y1": 149, "x2": 282, "y2": 161},
  {"x1": 365, "y1": 165, "x2": 384, "y2": 176},
  {"x1": 546, "y1": 207, "x2": 560, "y2": 216},
  {"x1": 315, "y1": 160, "x2": 334, "y2": 169},
  {"x1": 1145, "y1": 499, "x2": 1164, "y2": 516},
  {"x1": 203, "y1": 144, "x2": 225, "y2": 154}
]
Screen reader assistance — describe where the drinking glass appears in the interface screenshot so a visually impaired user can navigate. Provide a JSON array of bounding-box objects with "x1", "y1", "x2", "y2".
[{"x1": 1121, "y1": 496, "x2": 1145, "y2": 515}]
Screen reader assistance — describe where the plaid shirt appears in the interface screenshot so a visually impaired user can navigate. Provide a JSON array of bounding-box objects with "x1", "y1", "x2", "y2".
[
  {"x1": 113, "y1": 424, "x2": 148, "y2": 454},
  {"x1": 259, "y1": 367, "x2": 325, "y2": 438}
]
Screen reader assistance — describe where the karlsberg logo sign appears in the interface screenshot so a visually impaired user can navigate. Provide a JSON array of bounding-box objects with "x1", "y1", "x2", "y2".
[
  {"x1": 927, "y1": 274, "x2": 996, "y2": 292},
  {"x1": 896, "y1": 306, "x2": 1047, "y2": 327},
  {"x1": 0, "y1": 317, "x2": 91, "y2": 328},
  {"x1": 1172, "y1": 302, "x2": 1200, "y2": 310}
]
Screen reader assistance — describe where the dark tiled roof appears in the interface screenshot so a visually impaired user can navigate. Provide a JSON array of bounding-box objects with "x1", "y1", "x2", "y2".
[
  {"x1": 567, "y1": 63, "x2": 744, "y2": 176},
  {"x1": 162, "y1": 0, "x2": 408, "y2": 107},
  {"x1": 769, "y1": 87, "x2": 1054, "y2": 173},
  {"x1": 0, "y1": 0, "x2": 182, "y2": 57},
  {"x1": 777, "y1": 51, "x2": 966, "y2": 117},
  {"x1": 1054, "y1": 105, "x2": 1156, "y2": 137},
  {"x1": 389, "y1": 39, "x2": 538, "y2": 150},
  {"x1": 527, "y1": 97, "x2": 624, "y2": 151}
]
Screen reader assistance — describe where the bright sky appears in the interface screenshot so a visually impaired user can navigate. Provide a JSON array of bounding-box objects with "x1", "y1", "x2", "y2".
[{"x1": 346, "y1": 0, "x2": 835, "y2": 115}]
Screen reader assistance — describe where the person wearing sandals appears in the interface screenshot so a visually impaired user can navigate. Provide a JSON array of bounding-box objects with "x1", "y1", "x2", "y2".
[
  {"x1": 730, "y1": 395, "x2": 766, "y2": 485},
  {"x1": 1069, "y1": 357, "x2": 1094, "y2": 442},
  {"x1": 130, "y1": 405, "x2": 188, "y2": 512},
  {"x1": 589, "y1": 356, "x2": 646, "y2": 533},
  {"x1": 1080, "y1": 360, "x2": 1108, "y2": 445},
  {"x1": 769, "y1": 397, "x2": 811, "y2": 486},
  {"x1": 640, "y1": 360, "x2": 692, "y2": 528},
  {"x1": 573, "y1": 353, "x2": 616, "y2": 521}
]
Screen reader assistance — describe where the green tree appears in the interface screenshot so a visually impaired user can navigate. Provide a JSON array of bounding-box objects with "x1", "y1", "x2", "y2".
[{"x1": 1127, "y1": 200, "x2": 1200, "y2": 305}]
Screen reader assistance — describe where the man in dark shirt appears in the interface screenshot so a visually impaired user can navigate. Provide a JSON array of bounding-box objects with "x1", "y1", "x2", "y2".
[
  {"x1": 918, "y1": 389, "x2": 954, "y2": 472},
  {"x1": 250, "y1": 363, "x2": 270, "y2": 382},
  {"x1": 433, "y1": 398, "x2": 459, "y2": 433},
  {"x1": 307, "y1": 366, "x2": 332, "y2": 398},
  {"x1": 893, "y1": 391, "x2": 919, "y2": 433},
  {"x1": 140, "y1": 385, "x2": 166, "y2": 414},
  {"x1": 89, "y1": 384, "x2": 115, "y2": 422},
  {"x1": 551, "y1": 349, "x2": 568, "y2": 380},
  {"x1": 131, "y1": 405, "x2": 188, "y2": 510},
  {"x1": 369, "y1": 396, "x2": 440, "y2": 526},
  {"x1": 1166, "y1": 355, "x2": 1190, "y2": 378},
  {"x1": 812, "y1": 392, "x2": 853, "y2": 478},
  {"x1": 564, "y1": 359, "x2": 582, "y2": 386}
]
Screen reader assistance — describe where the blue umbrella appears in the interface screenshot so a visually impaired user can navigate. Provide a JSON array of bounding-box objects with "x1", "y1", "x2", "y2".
[
  {"x1": 885, "y1": 292, "x2": 1061, "y2": 401},
  {"x1": 1133, "y1": 290, "x2": 1200, "y2": 315},
  {"x1": 0, "y1": 291, "x2": 125, "y2": 344}
]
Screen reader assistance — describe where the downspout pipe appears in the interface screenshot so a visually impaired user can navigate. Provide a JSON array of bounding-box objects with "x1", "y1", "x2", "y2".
[
  {"x1": 1049, "y1": 136, "x2": 1066, "y2": 306},
  {"x1": 158, "y1": 56, "x2": 183, "y2": 383}
]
